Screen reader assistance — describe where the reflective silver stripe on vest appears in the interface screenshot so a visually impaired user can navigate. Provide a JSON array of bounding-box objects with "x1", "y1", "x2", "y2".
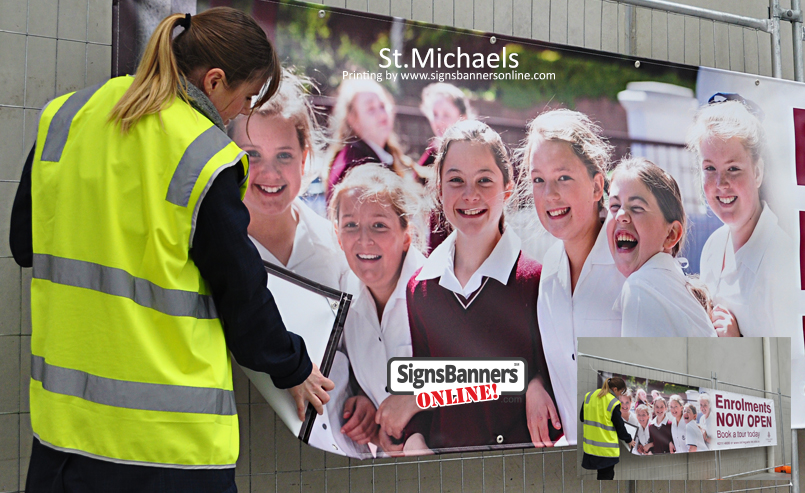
[
  {"x1": 33, "y1": 432, "x2": 235, "y2": 470},
  {"x1": 41, "y1": 83, "x2": 103, "y2": 162},
  {"x1": 32, "y1": 355, "x2": 236, "y2": 416},
  {"x1": 166, "y1": 125, "x2": 233, "y2": 207},
  {"x1": 583, "y1": 420, "x2": 616, "y2": 432},
  {"x1": 585, "y1": 392, "x2": 592, "y2": 404},
  {"x1": 583, "y1": 437, "x2": 619, "y2": 449},
  {"x1": 34, "y1": 434, "x2": 236, "y2": 469},
  {"x1": 33, "y1": 254, "x2": 218, "y2": 319},
  {"x1": 607, "y1": 397, "x2": 618, "y2": 412}
]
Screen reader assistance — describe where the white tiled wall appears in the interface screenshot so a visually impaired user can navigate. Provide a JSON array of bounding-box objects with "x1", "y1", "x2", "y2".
[
  {"x1": 1, "y1": 0, "x2": 801, "y2": 491},
  {"x1": 0, "y1": 0, "x2": 111, "y2": 491}
]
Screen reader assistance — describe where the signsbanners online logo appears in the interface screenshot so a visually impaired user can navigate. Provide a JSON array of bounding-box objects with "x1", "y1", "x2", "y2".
[{"x1": 387, "y1": 358, "x2": 528, "y2": 409}]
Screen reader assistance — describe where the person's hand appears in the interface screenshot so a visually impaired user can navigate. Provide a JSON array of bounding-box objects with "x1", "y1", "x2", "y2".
[
  {"x1": 341, "y1": 395, "x2": 379, "y2": 445},
  {"x1": 637, "y1": 444, "x2": 645, "y2": 455},
  {"x1": 712, "y1": 305, "x2": 741, "y2": 337},
  {"x1": 402, "y1": 433, "x2": 433, "y2": 456},
  {"x1": 669, "y1": 442, "x2": 676, "y2": 454},
  {"x1": 526, "y1": 377, "x2": 560, "y2": 447},
  {"x1": 702, "y1": 430, "x2": 711, "y2": 444},
  {"x1": 376, "y1": 394, "x2": 421, "y2": 439},
  {"x1": 377, "y1": 429, "x2": 405, "y2": 456},
  {"x1": 629, "y1": 440, "x2": 636, "y2": 449},
  {"x1": 288, "y1": 363, "x2": 334, "y2": 421}
]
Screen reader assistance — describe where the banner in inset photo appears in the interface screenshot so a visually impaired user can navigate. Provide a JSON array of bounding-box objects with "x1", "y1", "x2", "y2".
[
  {"x1": 115, "y1": 0, "x2": 805, "y2": 459},
  {"x1": 595, "y1": 372, "x2": 777, "y2": 455},
  {"x1": 699, "y1": 388, "x2": 777, "y2": 450}
]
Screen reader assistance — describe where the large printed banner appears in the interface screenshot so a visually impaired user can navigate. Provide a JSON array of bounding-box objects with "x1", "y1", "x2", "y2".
[
  {"x1": 115, "y1": 0, "x2": 804, "y2": 458},
  {"x1": 597, "y1": 373, "x2": 778, "y2": 454}
]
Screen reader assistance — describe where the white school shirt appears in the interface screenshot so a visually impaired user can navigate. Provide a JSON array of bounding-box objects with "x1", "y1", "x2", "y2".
[
  {"x1": 686, "y1": 420, "x2": 707, "y2": 451},
  {"x1": 633, "y1": 423, "x2": 651, "y2": 455},
  {"x1": 416, "y1": 227, "x2": 521, "y2": 297},
  {"x1": 669, "y1": 416, "x2": 687, "y2": 452},
  {"x1": 249, "y1": 198, "x2": 350, "y2": 290},
  {"x1": 249, "y1": 199, "x2": 354, "y2": 455},
  {"x1": 617, "y1": 253, "x2": 716, "y2": 337},
  {"x1": 700, "y1": 202, "x2": 799, "y2": 338},
  {"x1": 342, "y1": 248, "x2": 426, "y2": 409},
  {"x1": 699, "y1": 411, "x2": 716, "y2": 445},
  {"x1": 650, "y1": 414, "x2": 671, "y2": 427},
  {"x1": 537, "y1": 223, "x2": 624, "y2": 446}
]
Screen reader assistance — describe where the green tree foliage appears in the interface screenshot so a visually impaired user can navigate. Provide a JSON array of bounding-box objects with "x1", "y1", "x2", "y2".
[{"x1": 493, "y1": 44, "x2": 697, "y2": 109}]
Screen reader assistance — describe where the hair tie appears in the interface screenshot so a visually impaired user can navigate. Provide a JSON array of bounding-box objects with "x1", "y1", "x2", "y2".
[
  {"x1": 178, "y1": 13, "x2": 191, "y2": 29},
  {"x1": 707, "y1": 92, "x2": 765, "y2": 122}
]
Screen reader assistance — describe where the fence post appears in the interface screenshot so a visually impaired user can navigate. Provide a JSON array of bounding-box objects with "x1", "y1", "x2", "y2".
[
  {"x1": 792, "y1": 0, "x2": 804, "y2": 81},
  {"x1": 714, "y1": 372, "x2": 721, "y2": 480},
  {"x1": 793, "y1": 430, "x2": 800, "y2": 493},
  {"x1": 777, "y1": 387, "x2": 786, "y2": 467},
  {"x1": 770, "y1": 0, "x2": 784, "y2": 77},
  {"x1": 626, "y1": 4, "x2": 637, "y2": 56}
]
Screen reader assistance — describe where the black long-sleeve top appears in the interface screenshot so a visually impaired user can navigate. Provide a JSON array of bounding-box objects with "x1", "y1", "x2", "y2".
[
  {"x1": 579, "y1": 399, "x2": 633, "y2": 470},
  {"x1": 10, "y1": 144, "x2": 312, "y2": 389}
]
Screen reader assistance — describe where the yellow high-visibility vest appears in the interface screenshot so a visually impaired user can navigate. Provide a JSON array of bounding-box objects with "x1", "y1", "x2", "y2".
[
  {"x1": 30, "y1": 76, "x2": 248, "y2": 468},
  {"x1": 582, "y1": 390, "x2": 621, "y2": 458}
]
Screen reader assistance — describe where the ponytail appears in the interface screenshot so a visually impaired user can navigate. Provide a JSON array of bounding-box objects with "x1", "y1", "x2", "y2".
[
  {"x1": 110, "y1": 13, "x2": 186, "y2": 132},
  {"x1": 110, "y1": 7, "x2": 281, "y2": 133},
  {"x1": 598, "y1": 377, "x2": 625, "y2": 398}
]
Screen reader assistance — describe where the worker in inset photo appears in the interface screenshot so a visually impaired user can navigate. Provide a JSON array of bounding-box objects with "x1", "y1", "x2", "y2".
[{"x1": 580, "y1": 377, "x2": 636, "y2": 480}]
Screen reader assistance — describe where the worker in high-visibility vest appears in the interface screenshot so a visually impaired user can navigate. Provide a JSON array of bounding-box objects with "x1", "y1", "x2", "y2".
[
  {"x1": 10, "y1": 8, "x2": 334, "y2": 492},
  {"x1": 580, "y1": 377, "x2": 636, "y2": 480}
]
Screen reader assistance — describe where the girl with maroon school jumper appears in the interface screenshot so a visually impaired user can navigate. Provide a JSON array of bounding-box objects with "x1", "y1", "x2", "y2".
[
  {"x1": 399, "y1": 120, "x2": 559, "y2": 454},
  {"x1": 325, "y1": 79, "x2": 425, "y2": 201}
]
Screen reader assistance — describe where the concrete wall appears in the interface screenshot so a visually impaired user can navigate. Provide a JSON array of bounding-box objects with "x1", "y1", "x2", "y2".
[{"x1": 1, "y1": 0, "x2": 802, "y2": 491}]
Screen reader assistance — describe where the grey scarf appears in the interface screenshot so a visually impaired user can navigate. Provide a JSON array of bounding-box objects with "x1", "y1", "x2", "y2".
[{"x1": 183, "y1": 81, "x2": 225, "y2": 131}]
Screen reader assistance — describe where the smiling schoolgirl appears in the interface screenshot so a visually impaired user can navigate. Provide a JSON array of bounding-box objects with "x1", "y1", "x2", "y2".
[
  {"x1": 228, "y1": 70, "x2": 348, "y2": 290},
  {"x1": 330, "y1": 164, "x2": 427, "y2": 453},
  {"x1": 521, "y1": 109, "x2": 624, "y2": 445},
  {"x1": 607, "y1": 158, "x2": 715, "y2": 337},
  {"x1": 687, "y1": 98, "x2": 798, "y2": 337},
  {"x1": 647, "y1": 396, "x2": 673, "y2": 454},
  {"x1": 402, "y1": 120, "x2": 557, "y2": 452}
]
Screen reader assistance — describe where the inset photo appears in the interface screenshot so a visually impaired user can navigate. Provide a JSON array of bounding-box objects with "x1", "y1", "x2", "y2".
[{"x1": 577, "y1": 337, "x2": 791, "y2": 481}]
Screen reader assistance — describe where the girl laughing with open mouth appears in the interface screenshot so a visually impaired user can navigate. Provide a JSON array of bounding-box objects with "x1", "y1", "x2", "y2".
[{"x1": 607, "y1": 158, "x2": 715, "y2": 337}]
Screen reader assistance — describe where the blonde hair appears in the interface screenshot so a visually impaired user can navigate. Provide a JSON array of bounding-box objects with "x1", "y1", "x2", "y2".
[
  {"x1": 229, "y1": 68, "x2": 324, "y2": 153},
  {"x1": 686, "y1": 100, "x2": 767, "y2": 183},
  {"x1": 420, "y1": 83, "x2": 474, "y2": 120},
  {"x1": 686, "y1": 274, "x2": 714, "y2": 318},
  {"x1": 519, "y1": 109, "x2": 613, "y2": 210},
  {"x1": 326, "y1": 79, "x2": 418, "y2": 180},
  {"x1": 668, "y1": 394, "x2": 685, "y2": 408},
  {"x1": 635, "y1": 404, "x2": 650, "y2": 416},
  {"x1": 109, "y1": 8, "x2": 280, "y2": 133},
  {"x1": 329, "y1": 163, "x2": 426, "y2": 252}
]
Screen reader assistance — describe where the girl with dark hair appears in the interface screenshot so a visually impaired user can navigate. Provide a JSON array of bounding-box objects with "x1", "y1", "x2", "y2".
[
  {"x1": 398, "y1": 120, "x2": 558, "y2": 453},
  {"x1": 580, "y1": 377, "x2": 635, "y2": 480},
  {"x1": 647, "y1": 396, "x2": 674, "y2": 454},
  {"x1": 606, "y1": 158, "x2": 716, "y2": 337}
]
